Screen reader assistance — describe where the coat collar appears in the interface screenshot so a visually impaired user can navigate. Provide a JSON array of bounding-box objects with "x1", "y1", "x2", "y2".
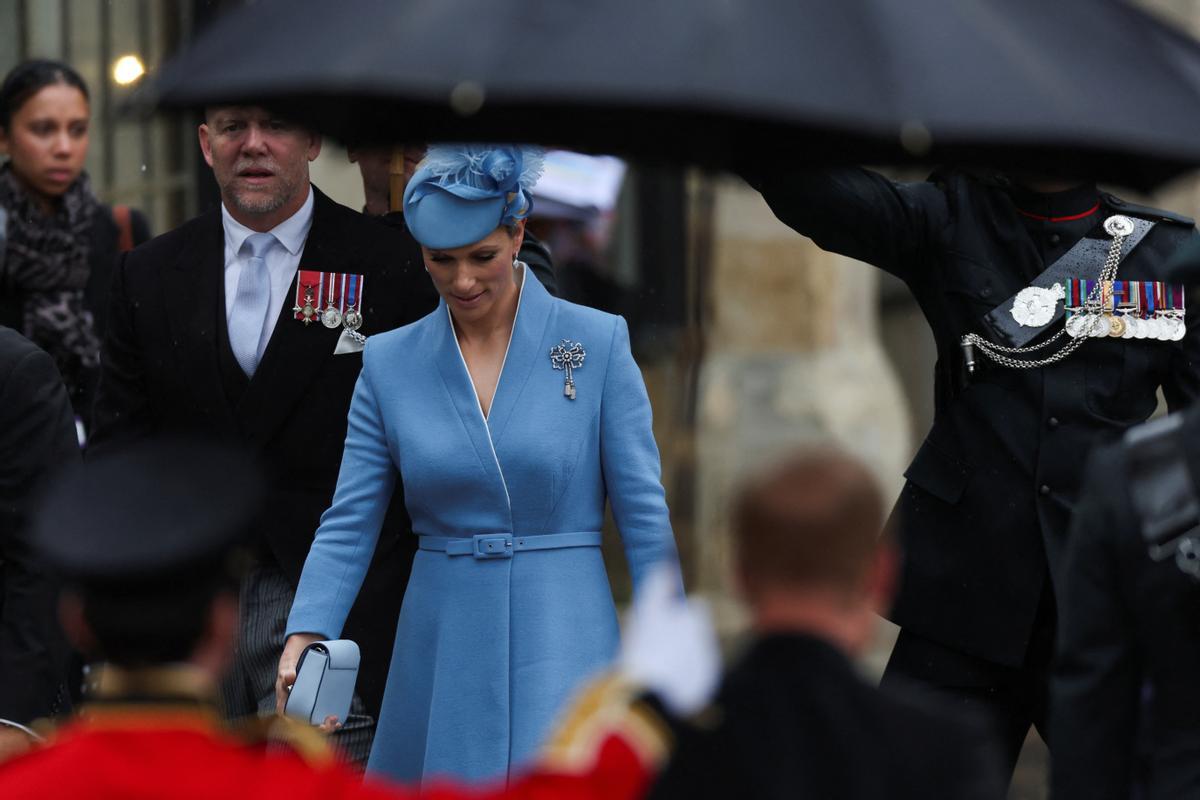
[
  {"x1": 429, "y1": 265, "x2": 556, "y2": 521},
  {"x1": 487, "y1": 266, "x2": 555, "y2": 448}
]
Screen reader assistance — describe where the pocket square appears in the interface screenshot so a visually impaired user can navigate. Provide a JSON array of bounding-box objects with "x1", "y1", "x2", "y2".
[{"x1": 334, "y1": 329, "x2": 365, "y2": 355}]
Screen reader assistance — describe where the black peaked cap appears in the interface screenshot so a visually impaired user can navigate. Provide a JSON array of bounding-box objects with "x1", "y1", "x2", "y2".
[{"x1": 33, "y1": 440, "x2": 264, "y2": 584}]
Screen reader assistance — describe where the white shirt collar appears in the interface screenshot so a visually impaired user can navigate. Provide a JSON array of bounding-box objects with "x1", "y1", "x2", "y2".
[{"x1": 220, "y1": 185, "x2": 315, "y2": 257}]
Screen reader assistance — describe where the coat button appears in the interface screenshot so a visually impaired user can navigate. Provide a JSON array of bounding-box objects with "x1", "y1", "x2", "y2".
[
  {"x1": 1049, "y1": 233, "x2": 1061, "y2": 246},
  {"x1": 1039, "y1": 484, "x2": 1051, "y2": 496},
  {"x1": 980, "y1": 286, "x2": 993, "y2": 298},
  {"x1": 1047, "y1": 417, "x2": 1059, "y2": 428}
]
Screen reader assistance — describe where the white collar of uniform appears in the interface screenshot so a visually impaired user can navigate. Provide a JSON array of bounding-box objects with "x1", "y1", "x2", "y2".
[{"x1": 220, "y1": 184, "x2": 315, "y2": 257}]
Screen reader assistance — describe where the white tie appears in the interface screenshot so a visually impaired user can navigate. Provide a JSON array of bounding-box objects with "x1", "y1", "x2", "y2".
[{"x1": 229, "y1": 232, "x2": 276, "y2": 377}]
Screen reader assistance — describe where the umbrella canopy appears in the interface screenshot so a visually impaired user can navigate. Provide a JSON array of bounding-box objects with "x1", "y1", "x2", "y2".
[{"x1": 144, "y1": 0, "x2": 1200, "y2": 189}]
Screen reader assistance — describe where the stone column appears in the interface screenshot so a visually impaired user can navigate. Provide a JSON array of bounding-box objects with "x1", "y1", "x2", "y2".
[{"x1": 691, "y1": 175, "x2": 911, "y2": 654}]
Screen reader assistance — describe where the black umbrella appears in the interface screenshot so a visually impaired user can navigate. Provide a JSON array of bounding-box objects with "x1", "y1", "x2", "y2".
[{"x1": 144, "y1": 0, "x2": 1200, "y2": 189}]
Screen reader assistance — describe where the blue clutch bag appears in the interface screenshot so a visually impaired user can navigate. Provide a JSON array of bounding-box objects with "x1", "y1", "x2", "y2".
[{"x1": 284, "y1": 639, "x2": 360, "y2": 726}]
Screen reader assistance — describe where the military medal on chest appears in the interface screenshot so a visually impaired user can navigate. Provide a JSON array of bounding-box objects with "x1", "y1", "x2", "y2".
[
  {"x1": 962, "y1": 214, "x2": 1186, "y2": 373},
  {"x1": 293, "y1": 270, "x2": 367, "y2": 333},
  {"x1": 293, "y1": 280, "x2": 319, "y2": 326},
  {"x1": 549, "y1": 338, "x2": 586, "y2": 400},
  {"x1": 342, "y1": 274, "x2": 364, "y2": 332},
  {"x1": 1065, "y1": 278, "x2": 1186, "y2": 342},
  {"x1": 321, "y1": 274, "x2": 343, "y2": 329}
]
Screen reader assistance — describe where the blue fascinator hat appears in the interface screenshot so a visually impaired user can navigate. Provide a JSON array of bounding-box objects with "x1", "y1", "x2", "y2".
[{"x1": 403, "y1": 144, "x2": 545, "y2": 250}]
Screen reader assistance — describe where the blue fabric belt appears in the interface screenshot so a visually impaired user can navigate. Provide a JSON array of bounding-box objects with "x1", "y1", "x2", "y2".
[{"x1": 417, "y1": 532, "x2": 602, "y2": 560}]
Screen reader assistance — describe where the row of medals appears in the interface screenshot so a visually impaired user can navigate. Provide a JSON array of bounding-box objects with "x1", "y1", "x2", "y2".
[
  {"x1": 1065, "y1": 310, "x2": 1186, "y2": 341},
  {"x1": 296, "y1": 284, "x2": 363, "y2": 332}
]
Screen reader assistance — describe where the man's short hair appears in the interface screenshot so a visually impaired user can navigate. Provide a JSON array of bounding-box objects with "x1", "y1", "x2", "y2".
[{"x1": 732, "y1": 448, "x2": 885, "y2": 595}]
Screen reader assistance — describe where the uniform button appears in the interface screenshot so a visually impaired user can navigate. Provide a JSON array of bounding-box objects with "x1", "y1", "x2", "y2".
[
  {"x1": 1049, "y1": 233, "x2": 1061, "y2": 246},
  {"x1": 1039, "y1": 484, "x2": 1051, "y2": 496},
  {"x1": 980, "y1": 286, "x2": 993, "y2": 298},
  {"x1": 1047, "y1": 417, "x2": 1059, "y2": 428}
]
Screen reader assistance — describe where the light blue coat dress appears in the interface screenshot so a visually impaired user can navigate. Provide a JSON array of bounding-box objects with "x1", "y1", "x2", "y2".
[{"x1": 287, "y1": 270, "x2": 681, "y2": 784}]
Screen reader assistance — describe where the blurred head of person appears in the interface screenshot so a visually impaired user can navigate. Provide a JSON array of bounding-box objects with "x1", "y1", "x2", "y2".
[
  {"x1": 348, "y1": 142, "x2": 425, "y2": 216},
  {"x1": 732, "y1": 448, "x2": 894, "y2": 656},
  {"x1": 402, "y1": 144, "x2": 542, "y2": 328},
  {"x1": 0, "y1": 60, "x2": 91, "y2": 214},
  {"x1": 198, "y1": 104, "x2": 321, "y2": 232},
  {"x1": 33, "y1": 440, "x2": 263, "y2": 685}
]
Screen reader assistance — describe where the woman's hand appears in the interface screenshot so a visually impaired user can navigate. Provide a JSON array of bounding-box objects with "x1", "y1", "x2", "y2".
[{"x1": 275, "y1": 632, "x2": 324, "y2": 716}]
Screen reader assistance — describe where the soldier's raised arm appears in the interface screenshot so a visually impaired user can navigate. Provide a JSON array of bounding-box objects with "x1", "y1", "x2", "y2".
[{"x1": 741, "y1": 164, "x2": 950, "y2": 282}]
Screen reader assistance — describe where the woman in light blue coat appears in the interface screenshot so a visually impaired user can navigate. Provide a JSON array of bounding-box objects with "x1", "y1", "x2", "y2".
[{"x1": 278, "y1": 145, "x2": 681, "y2": 785}]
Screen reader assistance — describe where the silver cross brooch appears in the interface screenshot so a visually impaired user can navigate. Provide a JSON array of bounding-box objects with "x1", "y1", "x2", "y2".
[{"x1": 549, "y1": 339, "x2": 586, "y2": 400}]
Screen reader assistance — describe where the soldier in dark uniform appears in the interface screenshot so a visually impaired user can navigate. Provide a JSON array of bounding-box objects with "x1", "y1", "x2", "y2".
[{"x1": 745, "y1": 165, "x2": 1200, "y2": 776}]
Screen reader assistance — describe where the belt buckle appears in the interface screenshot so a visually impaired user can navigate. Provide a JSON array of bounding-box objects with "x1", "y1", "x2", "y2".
[{"x1": 472, "y1": 534, "x2": 513, "y2": 559}]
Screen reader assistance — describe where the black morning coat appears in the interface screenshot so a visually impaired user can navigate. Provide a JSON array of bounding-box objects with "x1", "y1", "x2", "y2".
[
  {"x1": 88, "y1": 187, "x2": 439, "y2": 717},
  {"x1": 1051, "y1": 410, "x2": 1200, "y2": 800},
  {"x1": 753, "y1": 168, "x2": 1200, "y2": 667},
  {"x1": 649, "y1": 634, "x2": 1006, "y2": 800},
  {"x1": 0, "y1": 326, "x2": 79, "y2": 725}
]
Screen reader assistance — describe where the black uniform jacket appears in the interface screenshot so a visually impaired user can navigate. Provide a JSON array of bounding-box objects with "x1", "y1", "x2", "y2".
[
  {"x1": 0, "y1": 327, "x2": 79, "y2": 724},
  {"x1": 649, "y1": 634, "x2": 1006, "y2": 800},
  {"x1": 88, "y1": 188, "x2": 435, "y2": 716},
  {"x1": 1051, "y1": 413, "x2": 1200, "y2": 800},
  {"x1": 755, "y1": 168, "x2": 1200, "y2": 666}
]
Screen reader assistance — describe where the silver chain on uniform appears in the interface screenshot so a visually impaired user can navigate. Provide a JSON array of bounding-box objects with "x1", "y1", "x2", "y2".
[{"x1": 960, "y1": 226, "x2": 1129, "y2": 369}]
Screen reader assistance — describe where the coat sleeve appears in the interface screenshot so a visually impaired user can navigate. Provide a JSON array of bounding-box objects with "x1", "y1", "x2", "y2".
[
  {"x1": 599, "y1": 317, "x2": 682, "y2": 592},
  {"x1": 1049, "y1": 449, "x2": 1141, "y2": 800},
  {"x1": 1163, "y1": 233, "x2": 1200, "y2": 410},
  {"x1": 287, "y1": 352, "x2": 398, "y2": 639},
  {"x1": 746, "y1": 166, "x2": 949, "y2": 283},
  {"x1": 88, "y1": 252, "x2": 150, "y2": 455},
  {"x1": 0, "y1": 344, "x2": 79, "y2": 723}
]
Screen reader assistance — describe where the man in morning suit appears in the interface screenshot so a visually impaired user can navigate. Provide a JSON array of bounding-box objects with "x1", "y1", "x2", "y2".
[
  {"x1": 0, "y1": 326, "x2": 78, "y2": 762},
  {"x1": 747, "y1": 165, "x2": 1200, "y2": 777},
  {"x1": 648, "y1": 448, "x2": 1005, "y2": 800},
  {"x1": 89, "y1": 105, "x2": 434, "y2": 764}
]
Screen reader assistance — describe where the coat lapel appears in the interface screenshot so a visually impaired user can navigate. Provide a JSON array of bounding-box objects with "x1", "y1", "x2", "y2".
[
  {"x1": 235, "y1": 189, "x2": 346, "y2": 444},
  {"x1": 162, "y1": 211, "x2": 237, "y2": 431},
  {"x1": 432, "y1": 300, "x2": 514, "y2": 518},
  {"x1": 487, "y1": 270, "x2": 554, "y2": 449}
]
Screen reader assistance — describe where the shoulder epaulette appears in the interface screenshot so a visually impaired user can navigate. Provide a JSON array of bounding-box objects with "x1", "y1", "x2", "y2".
[{"x1": 1102, "y1": 193, "x2": 1195, "y2": 227}]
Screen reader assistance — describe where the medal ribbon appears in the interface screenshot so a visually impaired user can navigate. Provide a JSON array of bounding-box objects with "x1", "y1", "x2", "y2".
[
  {"x1": 295, "y1": 270, "x2": 324, "y2": 320},
  {"x1": 324, "y1": 272, "x2": 344, "y2": 313}
]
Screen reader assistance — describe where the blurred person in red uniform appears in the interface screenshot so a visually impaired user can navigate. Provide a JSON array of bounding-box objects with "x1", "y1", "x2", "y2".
[
  {"x1": 649, "y1": 448, "x2": 1007, "y2": 800},
  {"x1": 0, "y1": 438, "x2": 713, "y2": 799}
]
